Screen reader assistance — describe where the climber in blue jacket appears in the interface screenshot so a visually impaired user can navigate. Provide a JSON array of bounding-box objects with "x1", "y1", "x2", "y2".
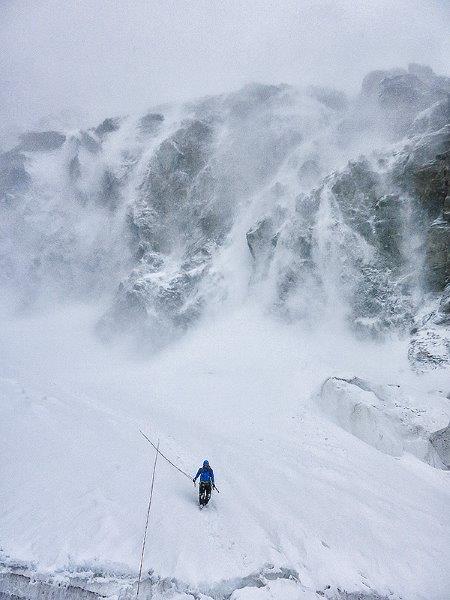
[{"x1": 193, "y1": 460, "x2": 215, "y2": 506}]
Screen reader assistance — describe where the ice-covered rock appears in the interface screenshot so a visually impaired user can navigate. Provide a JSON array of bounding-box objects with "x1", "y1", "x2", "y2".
[
  {"x1": 408, "y1": 296, "x2": 450, "y2": 369},
  {"x1": 247, "y1": 217, "x2": 278, "y2": 261},
  {"x1": 409, "y1": 96, "x2": 450, "y2": 136},
  {"x1": 246, "y1": 216, "x2": 281, "y2": 281},
  {"x1": 252, "y1": 156, "x2": 417, "y2": 335},
  {"x1": 359, "y1": 64, "x2": 450, "y2": 138}
]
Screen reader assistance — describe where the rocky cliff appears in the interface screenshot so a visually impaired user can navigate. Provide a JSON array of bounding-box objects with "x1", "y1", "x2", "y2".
[{"x1": 1, "y1": 64, "x2": 448, "y2": 365}]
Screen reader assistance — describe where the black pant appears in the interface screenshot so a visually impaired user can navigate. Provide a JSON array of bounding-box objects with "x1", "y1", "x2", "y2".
[{"x1": 199, "y1": 481, "x2": 212, "y2": 505}]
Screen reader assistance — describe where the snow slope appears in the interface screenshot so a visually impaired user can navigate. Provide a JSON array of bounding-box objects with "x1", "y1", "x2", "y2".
[{"x1": 1, "y1": 305, "x2": 449, "y2": 599}]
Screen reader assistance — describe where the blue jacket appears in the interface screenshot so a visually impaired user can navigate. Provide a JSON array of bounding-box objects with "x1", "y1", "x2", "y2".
[{"x1": 194, "y1": 465, "x2": 214, "y2": 484}]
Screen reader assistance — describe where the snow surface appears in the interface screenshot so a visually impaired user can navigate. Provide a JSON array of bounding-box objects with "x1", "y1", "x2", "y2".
[{"x1": 1, "y1": 304, "x2": 449, "y2": 599}]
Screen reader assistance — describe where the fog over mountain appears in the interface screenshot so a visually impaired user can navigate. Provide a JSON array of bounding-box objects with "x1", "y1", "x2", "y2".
[
  {"x1": 0, "y1": 3, "x2": 449, "y2": 600},
  {"x1": 1, "y1": 0, "x2": 449, "y2": 132}
]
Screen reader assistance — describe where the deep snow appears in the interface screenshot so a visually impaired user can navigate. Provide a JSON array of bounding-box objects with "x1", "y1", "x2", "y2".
[{"x1": 1, "y1": 304, "x2": 449, "y2": 599}]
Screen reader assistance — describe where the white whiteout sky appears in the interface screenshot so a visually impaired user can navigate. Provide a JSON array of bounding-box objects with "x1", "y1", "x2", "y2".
[{"x1": 1, "y1": 0, "x2": 449, "y2": 129}]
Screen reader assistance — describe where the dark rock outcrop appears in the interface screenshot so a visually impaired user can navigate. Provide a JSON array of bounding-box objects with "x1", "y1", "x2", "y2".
[
  {"x1": 443, "y1": 194, "x2": 450, "y2": 222},
  {"x1": 425, "y1": 220, "x2": 450, "y2": 291},
  {"x1": 138, "y1": 112, "x2": 164, "y2": 134},
  {"x1": 99, "y1": 169, "x2": 121, "y2": 210},
  {"x1": 0, "y1": 151, "x2": 31, "y2": 203},
  {"x1": 409, "y1": 149, "x2": 449, "y2": 217},
  {"x1": 359, "y1": 63, "x2": 450, "y2": 138},
  {"x1": 17, "y1": 131, "x2": 66, "y2": 152},
  {"x1": 94, "y1": 117, "x2": 121, "y2": 137},
  {"x1": 307, "y1": 86, "x2": 349, "y2": 111},
  {"x1": 247, "y1": 217, "x2": 279, "y2": 261}
]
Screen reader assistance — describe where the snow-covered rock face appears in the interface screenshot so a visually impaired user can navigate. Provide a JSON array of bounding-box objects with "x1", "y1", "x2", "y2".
[{"x1": 0, "y1": 65, "x2": 449, "y2": 363}]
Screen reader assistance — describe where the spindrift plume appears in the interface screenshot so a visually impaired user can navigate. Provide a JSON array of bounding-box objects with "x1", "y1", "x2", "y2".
[{"x1": 1, "y1": 65, "x2": 448, "y2": 365}]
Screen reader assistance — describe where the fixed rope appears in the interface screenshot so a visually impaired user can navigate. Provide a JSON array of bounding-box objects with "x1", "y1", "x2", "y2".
[
  {"x1": 140, "y1": 430, "x2": 220, "y2": 493},
  {"x1": 136, "y1": 438, "x2": 159, "y2": 599},
  {"x1": 139, "y1": 430, "x2": 192, "y2": 480}
]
